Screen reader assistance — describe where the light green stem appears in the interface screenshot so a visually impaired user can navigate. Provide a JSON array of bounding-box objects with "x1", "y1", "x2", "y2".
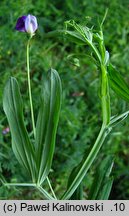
[
  {"x1": 36, "y1": 185, "x2": 55, "y2": 200},
  {"x1": 27, "y1": 39, "x2": 56, "y2": 199},
  {"x1": 101, "y1": 64, "x2": 110, "y2": 125},
  {"x1": 4, "y1": 183, "x2": 36, "y2": 187},
  {"x1": 61, "y1": 29, "x2": 111, "y2": 200},
  {"x1": 46, "y1": 177, "x2": 57, "y2": 199},
  {"x1": 27, "y1": 39, "x2": 36, "y2": 138},
  {"x1": 61, "y1": 124, "x2": 110, "y2": 200},
  {"x1": 99, "y1": 28, "x2": 110, "y2": 125},
  {"x1": 90, "y1": 43, "x2": 101, "y2": 63},
  {"x1": 4, "y1": 183, "x2": 55, "y2": 200}
]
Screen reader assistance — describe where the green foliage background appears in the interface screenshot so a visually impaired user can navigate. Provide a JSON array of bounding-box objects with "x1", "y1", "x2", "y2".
[{"x1": 0, "y1": 0, "x2": 129, "y2": 199}]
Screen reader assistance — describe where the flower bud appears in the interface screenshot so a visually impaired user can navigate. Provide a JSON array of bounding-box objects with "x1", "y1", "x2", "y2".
[{"x1": 15, "y1": 14, "x2": 38, "y2": 36}]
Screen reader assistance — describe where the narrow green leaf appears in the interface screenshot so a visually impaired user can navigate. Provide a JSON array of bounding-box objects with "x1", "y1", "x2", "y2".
[
  {"x1": 65, "y1": 20, "x2": 92, "y2": 44},
  {"x1": 70, "y1": 184, "x2": 83, "y2": 200},
  {"x1": 110, "y1": 110, "x2": 129, "y2": 127},
  {"x1": 97, "y1": 178, "x2": 113, "y2": 200},
  {"x1": 35, "y1": 68, "x2": 62, "y2": 185},
  {"x1": 67, "y1": 167, "x2": 83, "y2": 200},
  {"x1": 3, "y1": 77, "x2": 35, "y2": 179},
  {"x1": 88, "y1": 156, "x2": 114, "y2": 200},
  {"x1": 0, "y1": 173, "x2": 7, "y2": 185},
  {"x1": 108, "y1": 64, "x2": 129, "y2": 102},
  {"x1": 45, "y1": 29, "x2": 86, "y2": 45},
  {"x1": 67, "y1": 166, "x2": 83, "y2": 200},
  {"x1": 45, "y1": 20, "x2": 93, "y2": 45},
  {"x1": 64, "y1": 30, "x2": 86, "y2": 45}
]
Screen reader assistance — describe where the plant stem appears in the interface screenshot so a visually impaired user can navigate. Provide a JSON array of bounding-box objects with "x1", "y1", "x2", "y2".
[
  {"x1": 4, "y1": 183, "x2": 36, "y2": 187},
  {"x1": 90, "y1": 43, "x2": 101, "y2": 63},
  {"x1": 100, "y1": 64, "x2": 110, "y2": 125},
  {"x1": 36, "y1": 185, "x2": 55, "y2": 200},
  {"x1": 27, "y1": 39, "x2": 56, "y2": 199},
  {"x1": 99, "y1": 29, "x2": 110, "y2": 125},
  {"x1": 61, "y1": 124, "x2": 111, "y2": 200},
  {"x1": 4, "y1": 183, "x2": 55, "y2": 200},
  {"x1": 46, "y1": 177, "x2": 57, "y2": 199},
  {"x1": 61, "y1": 28, "x2": 111, "y2": 200},
  {"x1": 27, "y1": 39, "x2": 36, "y2": 138}
]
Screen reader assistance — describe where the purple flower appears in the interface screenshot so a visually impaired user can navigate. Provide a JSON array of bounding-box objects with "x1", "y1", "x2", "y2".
[{"x1": 15, "y1": 14, "x2": 38, "y2": 36}]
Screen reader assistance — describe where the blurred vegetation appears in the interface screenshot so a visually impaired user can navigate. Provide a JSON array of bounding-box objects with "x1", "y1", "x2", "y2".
[{"x1": 0, "y1": 0, "x2": 129, "y2": 199}]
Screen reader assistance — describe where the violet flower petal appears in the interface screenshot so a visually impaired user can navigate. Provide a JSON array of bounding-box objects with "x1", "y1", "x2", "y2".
[
  {"x1": 25, "y1": 14, "x2": 38, "y2": 35},
  {"x1": 15, "y1": 16, "x2": 27, "y2": 32}
]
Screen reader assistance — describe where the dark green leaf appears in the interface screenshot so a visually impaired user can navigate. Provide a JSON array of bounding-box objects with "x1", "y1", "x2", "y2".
[
  {"x1": 88, "y1": 156, "x2": 114, "y2": 200},
  {"x1": 110, "y1": 110, "x2": 129, "y2": 127},
  {"x1": 64, "y1": 30, "x2": 87, "y2": 45},
  {"x1": 35, "y1": 68, "x2": 62, "y2": 185},
  {"x1": 70, "y1": 184, "x2": 83, "y2": 200},
  {"x1": 108, "y1": 64, "x2": 129, "y2": 102},
  {"x1": 3, "y1": 77, "x2": 35, "y2": 179},
  {"x1": 67, "y1": 166, "x2": 83, "y2": 200},
  {"x1": 45, "y1": 30, "x2": 86, "y2": 45},
  {"x1": 65, "y1": 20, "x2": 92, "y2": 43},
  {"x1": 97, "y1": 178, "x2": 113, "y2": 200}
]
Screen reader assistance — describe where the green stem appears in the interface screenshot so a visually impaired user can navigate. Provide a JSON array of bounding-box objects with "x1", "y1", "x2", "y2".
[
  {"x1": 27, "y1": 39, "x2": 36, "y2": 138},
  {"x1": 27, "y1": 39, "x2": 56, "y2": 199},
  {"x1": 4, "y1": 183, "x2": 36, "y2": 187},
  {"x1": 99, "y1": 30, "x2": 105, "y2": 62},
  {"x1": 46, "y1": 177, "x2": 57, "y2": 200},
  {"x1": 90, "y1": 43, "x2": 101, "y2": 63},
  {"x1": 4, "y1": 183, "x2": 55, "y2": 200},
  {"x1": 100, "y1": 64, "x2": 110, "y2": 125},
  {"x1": 61, "y1": 124, "x2": 111, "y2": 200},
  {"x1": 61, "y1": 29, "x2": 111, "y2": 200},
  {"x1": 36, "y1": 185, "x2": 56, "y2": 200}
]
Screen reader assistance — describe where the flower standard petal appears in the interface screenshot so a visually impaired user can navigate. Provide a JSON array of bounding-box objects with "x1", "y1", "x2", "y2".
[
  {"x1": 25, "y1": 15, "x2": 38, "y2": 36},
  {"x1": 15, "y1": 16, "x2": 27, "y2": 32}
]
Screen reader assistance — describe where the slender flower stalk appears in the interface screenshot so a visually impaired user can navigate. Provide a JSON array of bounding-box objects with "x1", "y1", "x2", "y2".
[
  {"x1": 26, "y1": 38, "x2": 36, "y2": 138},
  {"x1": 26, "y1": 39, "x2": 56, "y2": 197},
  {"x1": 15, "y1": 14, "x2": 38, "y2": 137},
  {"x1": 15, "y1": 15, "x2": 57, "y2": 198}
]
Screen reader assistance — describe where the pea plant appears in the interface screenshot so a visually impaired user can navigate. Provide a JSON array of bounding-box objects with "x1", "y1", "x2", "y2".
[{"x1": 1, "y1": 13, "x2": 129, "y2": 200}]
